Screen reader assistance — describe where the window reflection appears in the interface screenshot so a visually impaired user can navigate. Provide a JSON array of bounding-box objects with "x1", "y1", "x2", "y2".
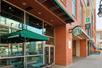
[
  {"x1": 0, "y1": 58, "x2": 24, "y2": 68},
  {"x1": 27, "y1": 56, "x2": 43, "y2": 68},
  {"x1": 0, "y1": 23, "x2": 9, "y2": 36},
  {"x1": 72, "y1": 0, "x2": 76, "y2": 16},
  {"x1": 0, "y1": 43, "x2": 23, "y2": 57},
  {"x1": 11, "y1": 44, "x2": 23, "y2": 56},
  {"x1": 44, "y1": 23, "x2": 54, "y2": 37},
  {"x1": 0, "y1": 45, "x2": 9, "y2": 57},
  {"x1": 50, "y1": 47, "x2": 54, "y2": 64},
  {"x1": 1, "y1": 1, "x2": 24, "y2": 23},
  {"x1": 46, "y1": 38, "x2": 54, "y2": 45},
  {"x1": 26, "y1": 42, "x2": 43, "y2": 55},
  {"x1": 26, "y1": 14, "x2": 43, "y2": 35}
]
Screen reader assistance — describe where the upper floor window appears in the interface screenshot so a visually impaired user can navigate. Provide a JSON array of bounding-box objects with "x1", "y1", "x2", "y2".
[
  {"x1": 43, "y1": 23, "x2": 54, "y2": 37},
  {"x1": 100, "y1": 33, "x2": 102, "y2": 39},
  {"x1": 91, "y1": 13, "x2": 93, "y2": 24},
  {"x1": 0, "y1": 0, "x2": 1, "y2": 13},
  {"x1": 87, "y1": 0, "x2": 89, "y2": 6},
  {"x1": 1, "y1": 1, "x2": 24, "y2": 23},
  {"x1": 84, "y1": 0, "x2": 89, "y2": 6},
  {"x1": 80, "y1": 0, "x2": 83, "y2": 25},
  {"x1": 72, "y1": 0, "x2": 76, "y2": 17},
  {"x1": 26, "y1": 14, "x2": 43, "y2": 35}
]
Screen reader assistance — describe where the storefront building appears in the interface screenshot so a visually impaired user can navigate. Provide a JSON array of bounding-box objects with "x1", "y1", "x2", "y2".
[
  {"x1": 72, "y1": 0, "x2": 96, "y2": 60},
  {"x1": 0, "y1": 0, "x2": 96, "y2": 68}
]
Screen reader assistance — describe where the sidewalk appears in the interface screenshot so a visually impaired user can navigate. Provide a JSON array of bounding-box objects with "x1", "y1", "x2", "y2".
[{"x1": 52, "y1": 54, "x2": 102, "y2": 68}]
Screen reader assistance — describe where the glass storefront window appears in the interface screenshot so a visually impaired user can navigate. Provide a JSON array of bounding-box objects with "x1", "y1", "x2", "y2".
[
  {"x1": 9, "y1": 58, "x2": 24, "y2": 68},
  {"x1": 0, "y1": 27, "x2": 9, "y2": 36},
  {"x1": 72, "y1": 0, "x2": 76, "y2": 16},
  {"x1": 11, "y1": 44, "x2": 23, "y2": 56},
  {"x1": 0, "y1": 45, "x2": 9, "y2": 57},
  {"x1": 50, "y1": 47, "x2": 54, "y2": 64},
  {"x1": 0, "y1": 43, "x2": 23, "y2": 57},
  {"x1": 1, "y1": 1, "x2": 24, "y2": 23},
  {"x1": 0, "y1": 59, "x2": 8, "y2": 67},
  {"x1": 26, "y1": 42, "x2": 43, "y2": 55},
  {"x1": 1, "y1": 1, "x2": 24, "y2": 30},
  {"x1": 44, "y1": 23, "x2": 54, "y2": 37},
  {"x1": 0, "y1": 16, "x2": 6, "y2": 24},
  {"x1": 26, "y1": 14, "x2": 43, "y2": 35},
  {"x1": 27, "y1": 56, "x2": 43, "y2": 68},
  {"x1": 45, "y1": 38, "x2": 54, "y2": 45},
  {"x1": 0, "y1": 58, "x2": 24, "y2": 68}
]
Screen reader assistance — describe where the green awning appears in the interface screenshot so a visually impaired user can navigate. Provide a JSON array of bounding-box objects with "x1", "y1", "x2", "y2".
[
  {"x1": 54, "y1": 0, "x2": 74, "y2": 23},
  {"x1": 72, "y1": 26, "x2": 90, "y2": 39},
  {"x1": 0, "y1": 30, "x2": 48, "y2": 43}
]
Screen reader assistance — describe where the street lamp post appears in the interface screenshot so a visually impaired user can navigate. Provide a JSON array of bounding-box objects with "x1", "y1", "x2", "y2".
[{"x1": 98, "y1": 0, "x2": 102, "y2": 17}]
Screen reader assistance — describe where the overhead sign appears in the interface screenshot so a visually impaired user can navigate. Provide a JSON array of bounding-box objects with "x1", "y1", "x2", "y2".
[
  {"x1": 72, "y1": 27, "x2": 82, "y2": 36},
  {"x1": 86, "y1": 17, "x2": 90, "y2": 24},
  {"x1": 85, "y1": 24, "x2": 90, "y2": 29}
]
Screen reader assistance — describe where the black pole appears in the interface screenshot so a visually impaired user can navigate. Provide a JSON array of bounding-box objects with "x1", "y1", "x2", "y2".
[
  {"x1": 99, "y1": 0, "x2": 102, "y2": 5},
  {"x1": 98, "y1": 0, "x2": 102, "y2": 17}
]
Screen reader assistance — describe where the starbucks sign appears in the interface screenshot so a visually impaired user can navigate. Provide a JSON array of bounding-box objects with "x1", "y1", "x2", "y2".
[{"x1": 72, "y1": 27, "x2": 82, "y2": 36}]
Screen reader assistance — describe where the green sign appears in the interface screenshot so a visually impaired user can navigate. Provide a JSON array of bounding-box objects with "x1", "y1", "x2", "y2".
[
  {"x1": 72, "y1": 27, "x2": 82, "y2": 36},
  {"x1": 86, "y1": 17, "x2": 90, "y2": 23},
  {"x1": 85, "y1": 24, "x2": 90, "y2": 29}
]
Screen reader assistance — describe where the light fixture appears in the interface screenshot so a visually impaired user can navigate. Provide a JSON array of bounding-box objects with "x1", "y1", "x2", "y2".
[
  {"x1": 98, "y1": 0, "x2": 102, "y2": 17},
  {"x1": 38, "y1": 12, "x2": 42, "y2": 14},
  {"x1": 22, "y1": 2, "x2": 27, "y2": 6},
  {"x1": 51, "y1": 20, "x2": 54, "y2": 22},
  {"x1": 9, "y1": 7, "x2": 12, "y2": 10}
]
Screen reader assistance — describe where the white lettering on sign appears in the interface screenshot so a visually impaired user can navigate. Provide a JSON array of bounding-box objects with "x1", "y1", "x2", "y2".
[{"x1": 8, "y1": 35, "x2": 19, "y2": 38}]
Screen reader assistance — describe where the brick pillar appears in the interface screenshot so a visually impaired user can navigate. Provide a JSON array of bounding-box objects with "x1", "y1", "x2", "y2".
[
  {"x1": 80, "y1": 39, "x2": 88, "y2": 57},
  {"x1": 55, "y1": 24, "x2": 72, "y2": 66}
]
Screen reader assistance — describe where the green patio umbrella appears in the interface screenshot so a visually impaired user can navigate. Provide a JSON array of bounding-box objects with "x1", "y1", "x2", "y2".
[{"x1": 0, "y1": 29, "x2": 48, "y2": 43}]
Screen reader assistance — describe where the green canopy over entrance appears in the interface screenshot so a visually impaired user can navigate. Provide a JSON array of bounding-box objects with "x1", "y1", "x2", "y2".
[
  {"x1": 72, "y1": 26, "x2": 90, "y2": 39},
  {"x1": 0, "y1": 30, "x2": 48, "y2": 43}
]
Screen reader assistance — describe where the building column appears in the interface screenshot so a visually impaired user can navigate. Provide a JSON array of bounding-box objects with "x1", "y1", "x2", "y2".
[
  {"x1": 55, "y1": 24, "x2": 72, "y2": 66},
  {"x1": 80, "y1": 39, "x2": 88, "y2": 57},
  {"x1": 76, "y1": 40, "x2": 80, "y2": 57}
]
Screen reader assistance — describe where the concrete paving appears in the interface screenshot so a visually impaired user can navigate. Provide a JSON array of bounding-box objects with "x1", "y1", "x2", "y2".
[
  {"x1": 52, "y1": 54, "x2": 102, "y2": 68},
  {"x1": 68, "y1": 54, "x2": 102, "y2": 68}
]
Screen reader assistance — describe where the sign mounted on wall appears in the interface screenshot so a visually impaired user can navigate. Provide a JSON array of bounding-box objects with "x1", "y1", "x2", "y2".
[
  {"x1": 86, "y1": 17, "x2": 90, "y2": 24},
  {"x1": 72, "y1": 27, "x2": 82, "y2": 36}
]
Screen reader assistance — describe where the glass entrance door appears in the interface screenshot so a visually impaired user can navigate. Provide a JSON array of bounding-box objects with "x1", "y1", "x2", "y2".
[
  {"x1": 45, "y1": 47, "x2": 49, "y2": 65},
  {"x1": 44, "y1": 45, "x2": 55, "y2": 65},
  {"x1": 50, "y1": 47, "x2": 54, "y2": 64}
]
